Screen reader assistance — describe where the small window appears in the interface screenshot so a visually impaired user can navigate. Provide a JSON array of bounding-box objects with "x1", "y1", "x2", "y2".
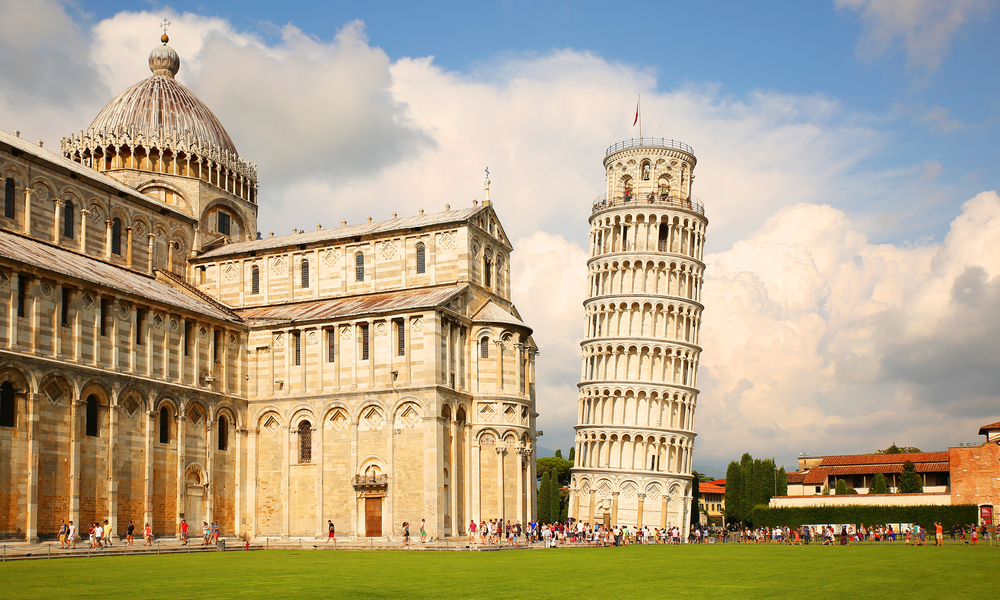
[
  {"x1": 301, "y1": 259, "x2": 309, "y2": 288},
  {"x1": 218, "y1": 415, "x2": 229, "y2": 451},
  {"x1": 218, "y1": 211, "x2": 231, "y2": 236},
  {"x1": 159, "y1": 406, "x2": 170, "y2": 443},
  {"x1": 3, "y1": 178, "x2": 15, "y2": 219},
  {"x1": 416, "y1": 243, "x2": 426, "y2": 274},
  {"x1": 85, "y1": 394, "x2": 99, "y2": 437},
  {"x1": 183, "y1": 322, "x2": 191, "y2": 356},
  {"x1": 397, "y1": 320, "x2": 405, "y2": 356},
  {"x1": 135, "y1": 308, "x2": 144, "y2": 343},
  {"x1": 214, "y1": 330, "x2": 221, "y2": 363},
  {"x1": 63, "y1": 201, "x2": 74, "y2": 238},
  {"x1": 360, "y1": 324, "x2": 369, "y2": 360},
  {"x1": 298, "y1": 421, "x2": 312, "y2": 462},
  {"x1": 16, "y1": 275, "x2": 27, "y2": 318},
  {"x1": 355, "y1": 252, "x2": 365, "y2": 282},
  {"x1": 327, "y1": 329, "x2": 335, "y2": 363},
  {"x1": 481, "y1": 337, "x2": 489, "y2": 359},
  {"x1": 293, "y1": 331, "x2": 301, "y2": 366},
  {"x1": 61, "y1": 288, "x2": 71, "y2": 327},
  {"x1": 484, "y1": 255, "x2": 492, "y2": 288},
  {"x1": 251, "y1": 265, "x2": 260, "y2": 295},
  {"x1": 111, "y1": 218, "x2": 122, "y2": 255},
  {"x1": 0, "y1": 381, "x2": 16, "y2": 427},
  {"x1": 100, "y1": 299, "x2": 110, "y2": 336}
]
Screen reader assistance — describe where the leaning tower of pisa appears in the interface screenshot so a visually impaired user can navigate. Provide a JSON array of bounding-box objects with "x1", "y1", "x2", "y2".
[{"x1": 568, "y1": 138, "x2": 707, "y2": 539}]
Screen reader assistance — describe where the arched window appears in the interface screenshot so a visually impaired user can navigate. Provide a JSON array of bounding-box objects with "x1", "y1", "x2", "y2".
[
  {"x1": 159, "y1": 406, "x2": 170, "y2": 443},
  {"x1": 484, "y1": 253, "x2": 493, "y2": 288},
  {"x1": 0, "y1": 381, "x2": 16, "y2": 427},
  {"x1": 301, "y1": 259, "x2": 309, "y2": 288},
  {"x1": 481, "y1": 337, "x2": 490, "y2": 359},
  {"x1": 416, "y1": 243, "x2": 426, "y2": 274},
  {"x1": 63, "y1": 201, "x2": 74, "y2": 238},
  {"x1": 3, "y1": 178, "x2": 14, "y2": 219},
  {"x1": 298, "y1": 421, "x2": 312, "y2": 462},
  {"x1": 85, "y1": 394, "x2": 99, "y2": 437},
  {"x1": 251, "y1": 265, "x2": 260, "y2": 294},
  {"x1": 111, "y1": 218, "x2": 122, "y2": 255},
  {"x1": 355, "y1": 252, "x2": 365, "y2": 282},
  {"x1": 641, "y1": 160, "x2": 651, "y2": 181},
  {"x1": 218, "y1": 415, "x2": 229, "y2": 451}
]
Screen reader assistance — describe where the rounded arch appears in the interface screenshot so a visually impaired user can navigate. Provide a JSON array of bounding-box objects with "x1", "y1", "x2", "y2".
[{"x1": 184, "y1": 462, "x2": 207, "y2": 487}]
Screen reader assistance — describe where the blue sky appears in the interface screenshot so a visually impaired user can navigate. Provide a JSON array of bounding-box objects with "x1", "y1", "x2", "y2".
[{"x1": 3, "y1": 0, "x2": 999, "y2": 468}]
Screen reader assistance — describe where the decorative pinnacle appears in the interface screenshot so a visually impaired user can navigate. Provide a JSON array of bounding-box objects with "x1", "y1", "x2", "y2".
[
  {"x1": 484, "y1": 167, "x2": 491, "y2": 203},
  {"x1": 160, "y1": 18, "x2": 171, "y2": 44}
]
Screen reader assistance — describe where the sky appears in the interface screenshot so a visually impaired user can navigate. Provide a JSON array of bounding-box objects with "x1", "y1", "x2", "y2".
[{"x1": 1, "y1": 0, "x2": 998, "y2": 473}]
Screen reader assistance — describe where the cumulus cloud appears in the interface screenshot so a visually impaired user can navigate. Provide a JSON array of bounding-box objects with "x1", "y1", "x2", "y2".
[
  {"x1": 1, "y1": 2, "x2": 995, "y2": 468},
  {"x1": 835, "y1": 0, "x2": 996, "y2": 72}
]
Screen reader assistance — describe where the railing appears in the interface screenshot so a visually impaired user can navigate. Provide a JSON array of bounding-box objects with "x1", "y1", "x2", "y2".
[
  {"x1": 591, "y1": 192, "x2": 705, "y2": 215},
  {"x1": 605, "y1": 138, "x2": 694, "y2": 157},
  {"x1": 351, "y1": 474, "x2": 388, "y2": 490}
]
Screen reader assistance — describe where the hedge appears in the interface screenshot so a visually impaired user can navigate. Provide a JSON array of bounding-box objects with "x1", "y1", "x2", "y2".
[{"x1": 751, "y1": 504, "x2": 978, "y2": 530}]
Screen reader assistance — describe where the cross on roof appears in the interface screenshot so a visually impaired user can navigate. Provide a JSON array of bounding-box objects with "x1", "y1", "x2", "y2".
[{"x1": 161, "y1": 18, "x2": 171, "y2": 36}]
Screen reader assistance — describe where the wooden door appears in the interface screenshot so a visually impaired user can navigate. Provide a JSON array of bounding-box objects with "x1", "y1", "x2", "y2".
[{"x1": 365, "y1": 497, "x2": 382, "y2": 537}]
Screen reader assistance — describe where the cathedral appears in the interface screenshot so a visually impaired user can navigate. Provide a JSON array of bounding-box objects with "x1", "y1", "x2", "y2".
[{"x1": 0, "y1": 34, "x2": 537, "y2": 542}]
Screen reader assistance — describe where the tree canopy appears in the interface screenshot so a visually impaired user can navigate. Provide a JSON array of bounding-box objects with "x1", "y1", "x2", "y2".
[
  {"x1": 870, "y1": 472, "x2": 889, "y2": 494},
  {"x1": 899, "y1": 460, "x2": 924, "y2": 494},
  {"x1": 876, "y1": 443, "x2": 921, "y2": 455},
  {"x1": 722, "y1": 453, "x2": 786, "y2": 526},
  {"x1": 536, "y1": 456, "x2": 573, "y2": 486}
]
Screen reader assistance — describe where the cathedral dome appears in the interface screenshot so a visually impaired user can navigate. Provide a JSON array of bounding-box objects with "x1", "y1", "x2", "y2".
[{"x1": 86, "y1": 36, "x2": 238, "y2": 156}]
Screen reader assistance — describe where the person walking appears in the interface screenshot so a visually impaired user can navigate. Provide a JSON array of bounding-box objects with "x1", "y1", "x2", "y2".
[
  {"x1": 934, "y1": 522, "x2": 943, "y2": 547},
  {"x1": 201, "y1": 521, "x2": 211, "y2": 546},
  {"x1": 103, "y1": 520, "x2": 113, "y2": 547},
  {"x1": 419, "y1": 519, "x2": 427, "y2": 543},
  {"x1": 58, "y1": 519, "x2": 68, "y2": 549},
  {"x1": 143, "y1": 523, "x2": 153, "y2": 546},
  {"x1": 126, "y1": 520, "x2": 135, "y2": 546},
  {"x1": 94, "y1": 522, "x2": 104, "y2": 549},
  {"x1": 180, "y1": 519, "x2": 189, "y2": 545},
  {"x1": 327, "y1": 520, "x2": 335, "y2": 543},
  {"x1": 67, "y1": 521, "x2": 77, "y2": 549},
  {"x1": 402, "y1": 522, "x2": 411, "y2": 548}
]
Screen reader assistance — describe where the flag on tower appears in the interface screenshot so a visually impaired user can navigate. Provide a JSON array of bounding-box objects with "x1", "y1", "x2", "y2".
[{"x1": 633, "y1": 95, "x2": 640, "y2": 126}]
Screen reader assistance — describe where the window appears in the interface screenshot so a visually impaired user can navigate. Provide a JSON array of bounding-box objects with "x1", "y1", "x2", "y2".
[
  {"x1": 159, "y1": 407, "x2": 170, "y2": 443},
  {"x1": 641, "y1": 160, "x2": 651, "y2": 180},
  {"x1": 135, "y1": 309, "x2": 144, "y2": 343},
  {"x1": 213, "y1": 330, "x2": 221, "y2": 363},
  {"x1": 85, "y1": 394, "x2": 99, "y2": 437},
  {"x1": 16, "y1": 276, "x2": 27, "y2": 318},
  {"x1": 183, "y1": 322, "x2": 190, "y2": 356},
  {"x1": 327, "y1": 329, "x2": 335, "y2": 362},
  {"x1": 251, "y1": 265, "x2": 260, "y2": 295},
  {"x1": 3, "y1": 178, "x2": 14, "y2": 219},
  {"x1": 61, "y1": 288, "x2": 71, "y2": 327},
  {"x1": 298, "y1": 421, "x2": 312, "y2": 462},
  {"x1": 355, "y1": 252, "x2": 365, "y2": 281},
  {"x1": 658, "y1": 224, "x2": 669, "y2": 252},
  {"x1": 218, "y1": 415, "x2": 229, "y2": 451},
  {"x1": 218, "y1": 211, "x2": 231, "y2": 236},
  {"x1": 416, "y1": 243, "x2": 426, "y2": 274},
  {"x1": 481, "y1": 337, "x2": 489, "y2": 359},
  {"x1": 293, "y1": 332, "x2": 301, "y2": 366},
  {"x1": 63, "y1": 201, "x2": 74, "y2": 238},
  {"x1": 360, "y1": 324, "x2": 369, "y2": 360},
  {"x1": 100, "y1": 299, "x2": 110, "y2": 336},
  {"x1": 301, "y1": 259, "x2": 309, "y2": 288},
  {"x1": 0, "y1": 381, "x2": 16, "y2": 427},
  {"x1": 484, "y1": 255, "x2": 492, "y2": 288},
  {"x1": 111, "y1": 218, "x2": 122, "y2": 255},
  {"x1": 396, "y1": 320, "x2": 405, "y2": 356}
]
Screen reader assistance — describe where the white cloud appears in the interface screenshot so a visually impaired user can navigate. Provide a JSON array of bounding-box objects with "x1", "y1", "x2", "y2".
[
  {"x1": 1, "y1": 2, "x2": 996, "y2": 467},
  {"x1": 835, "y1": 0, "x2": 996, "y2": 72}
]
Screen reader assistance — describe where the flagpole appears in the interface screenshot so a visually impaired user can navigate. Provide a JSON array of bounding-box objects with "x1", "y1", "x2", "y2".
[{"x1": 638, "y1": 94, "x2": 642, "y2": 141}]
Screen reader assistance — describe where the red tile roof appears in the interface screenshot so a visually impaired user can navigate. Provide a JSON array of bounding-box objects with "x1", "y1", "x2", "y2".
[
  {"x1": 817, "y1": 452, "x2": 949, "y2": 466},
  {"x1": 786, "y1": 471, "x2": 807, "y2": 483},
  {"x1": 979, "y1": 421, "x2": 1000, "y2": 435},
  {"x1": 699, "y1": 483, "x2": 725, "y2": 495}
]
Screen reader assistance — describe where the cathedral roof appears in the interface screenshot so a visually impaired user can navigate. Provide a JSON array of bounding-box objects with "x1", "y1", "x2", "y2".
[
  {"x1": 0, "y1": 230, "x2": 241, "y2": 324},
  {"x1": 85, "y1": 36, "x2": 239, "y2": 157},
  {"x1": 472, "y1": 299, "x2": 530, "y2": 332},
  {"x1": 238, "y1": 284, "x2": 468, "y2": 326},
  {"x1": 197, "y1": 206, "x2": 491, "y2": 260}
]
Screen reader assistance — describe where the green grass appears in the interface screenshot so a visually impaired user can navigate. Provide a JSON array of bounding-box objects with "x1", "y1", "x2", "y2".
[{"x1": 2, "y1": 544, "x2": 998, "y2": 599}]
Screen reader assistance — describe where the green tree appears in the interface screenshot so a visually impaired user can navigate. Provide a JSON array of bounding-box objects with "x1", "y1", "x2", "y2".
[
  {"x1": 870, "y1": 472, "x2": 889, "y2": 494},
  {"x1": 690, "y1": 471, "x2": 702, "y2": 527},
  {"x1": 739, "y1": 453, "x2": 755, "y2": 523},
  {"x1": 899, "y1": 460, "x2": 923, "y2": 493},
  {"x1": 567, "y1": 446, "x2": 575, "y2": 465},
  {"x1": 537, "y1": 472, "x2": 551, "y2": 524},
  {"x1": 776, "y1": 466, "x2": 788, "y2": 497},
  {"x1": 549, "y1": 472, "x2": 562, "y2": 523},
  {"x1": 724, "y1": 460, "x2": 743, "y2": 524},
  {"x1": 555, "y1": 449, "x2": 562, "y2": 459},
  {"x1": 835, "y1": 479, "x2": 848, "y2": 495},
  {"x1": 877, "y1": 443, "x2": 921, "y2": 455},
  {"x1": 536, "y1": 456, "x2": 573, "y2": 486}
]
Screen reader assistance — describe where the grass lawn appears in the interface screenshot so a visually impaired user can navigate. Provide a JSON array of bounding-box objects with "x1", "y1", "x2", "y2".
[{"x1": 2, "y1": 544, "x2": 997, "y2": 599}]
